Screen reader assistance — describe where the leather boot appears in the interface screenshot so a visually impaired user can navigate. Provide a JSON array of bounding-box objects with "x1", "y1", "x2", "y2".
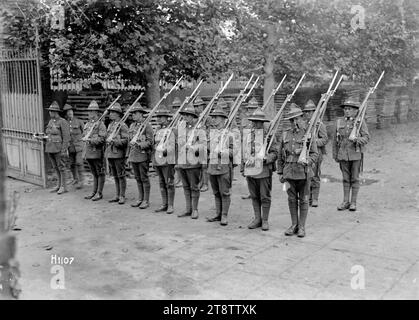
[
  {"x1": 57, "y1": 171, "x2": 68, "y2": 194},
  {"x1": 261, "y1": 205, "x2": 270, "y2": 231},
  {"x1": 50, "y1": 169, "x2": 61, "y2": 193},
  {"x1": 248, "y1": 199, "x2": 262, "y2": 229},
  {"x1": 131, "y1": 179, "x2": 143, "y2": 207},
  {"x1": 178, "y1": 189, "x2": 192, "y2": 217},
  {"x1": 206, "y1": 195, "x2": 222, "y2": 222},
  {"x1": 297, "y1": 201, "x2": 309, "y2": 238},
  {"x1": 155, "y1": 187, "x2": 168, "y2": 212},
  {"x1": 166, "y1": 188, "x2": 175, "y2": 214},
  {"x1": 350, "y1": 185, "x2": 359, "y2": 211},
  {"x1": 285, "y1": 200, "x2": 299, "y2": 236},
  {"x1": 109, "y1": 177, "x2": 120, "y2": 202},
  {"x1": 139, "y1": 181, "x2": 151, "y2": 209},
  {"x1": 220, "y1": 196, "x2": 230, "y2": 226},
  {"x1": 85, "y1": 175, "x2": 98, "y2": 199},
  {"x1": 337, "y1": 183, "x2": 351, "y2": 210},
  {"x1": 75, "y1": 165, "x2": 84, "y2": 189},
  {"x1": 191, "y1": 193, "x2": 199, "y2": 219},
  {"x1": 311, "y1": 185, "x2": 320, "y2": 207},
  {"x1": 118, "y1": 177, "x2": 126, "y2": 204},
  {"x1": 92, "y1": 174, "x2": 105, "y2": 201}
]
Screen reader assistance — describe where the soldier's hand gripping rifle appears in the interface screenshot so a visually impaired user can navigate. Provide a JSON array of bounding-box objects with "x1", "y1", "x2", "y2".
[
  {"x1": 82, "y1": 94, "x2": 122, "y2": 142},
  {"x1": 261, "y1": 74, "x2": 287, "y2": 111},
  {"x1": 106, "y1": 93, "x2": 143, "y2": 144},
  {"x1": 298, "y1": 70, "x2": 341, "y2": 165},
  {"x1": 156, "y1": 79, "x2": 204, "y2": 154},
  {"x1": 349, "y1": 71, "x2": 385, "y2": 142},
  {"x1": 130, "y1": 76, "x2": 184, "y2": 146},
  {"x1": 186, "y1": 73, "x2": 234, "y2": 147},
  {"x1": 244, "y1": 74, "x2": 305, "y2": 176}
]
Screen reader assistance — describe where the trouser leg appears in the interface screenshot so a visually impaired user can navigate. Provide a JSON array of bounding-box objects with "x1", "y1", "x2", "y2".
[
  {"x1": 189, "y1": 168, "x2": 201, "y2": 216},
  {"x1": 108, "y1": 159, "x2": 120, "y2": 201},
  {"x1": 166, "y1": 165, "x2": 175, "y2": 212},
  {"x1": 298, "y1": 179, "x2": 310, "y2": 229},
  {"x1": 207, "y1": 174, "x2": 222, "y2": 222},
  {"x1": 69, "y1": 152, "x2": 78, "y2": 182},
  {"x1": 56, "y1": 153, "x2": 67, "y2": 194},
  {"x1": 311, "y1": 154, "x2": 322, "y2": 202},
  {"x1": 139, "y1": 161, "x2": 150, "y2": 203},
  {"x1": 178, "y1": 168, "x2": 192, "y2": 216},
  {"x1": 87, "y1": 159, "x2": 98, "y2": 196},
  {"x1": 247, "y1": 177, "x2": 262, "y2": 228},
  {"x1": 48, "y1": 153, "x2": 61, "y2": 191},
  {"x1": 75, "y1": 151, "x2": 84, "y2": 188},
  {"x1": 350, "y1": 160, "x2": 361, "y2": 205},
  {"x1": 339, "y1": 161, "x2": 351, "y2": 203}
]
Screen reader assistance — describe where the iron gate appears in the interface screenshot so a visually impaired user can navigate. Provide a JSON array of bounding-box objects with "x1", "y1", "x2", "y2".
[{"x1": 0, "y1": 48, "x2": 46, "y2": 186}]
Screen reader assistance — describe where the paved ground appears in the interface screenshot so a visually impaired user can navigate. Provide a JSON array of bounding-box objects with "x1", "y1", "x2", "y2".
[{"x1": 5, "y1": 122, "x2": 419, "y2": 299}]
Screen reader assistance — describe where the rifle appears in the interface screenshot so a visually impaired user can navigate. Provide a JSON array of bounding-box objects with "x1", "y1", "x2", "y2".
[
  {"x1": 349, "y1": 71, "x2": 385, "y2": 141},
  {"x1": 244, "y1": 74, "x2": 305, "y2": 176},
  {"x1": 214, "y1": 75, "x2": 260, "y2": 155},
  {"x1": 261, "y1": 74, "x2": 287, "y2": 111},
  {"x1": 82, "y1": 94, "x2": 122, "y2": 142},
  {"x1": 130, "y1": 76, "x2": 183, "y2": 146},
  {"x1": 155, "y1": 79, "x2": 204, "y2": 154},
  {"x1": 186, "y1": 73, "x2": 234, "y2": 147},
  {"x1": 298, "y1": 70, "x2": 340, "y2": 164},
  {"x1": 106, "y1": 93, "x2": 143, "y2": 143},
  {"x1": 227, "y1": 74, "x2": 255, "y2": 119}
]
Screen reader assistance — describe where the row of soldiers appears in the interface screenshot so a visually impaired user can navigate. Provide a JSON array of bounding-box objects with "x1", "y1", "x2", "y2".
[{"x1": 42, "y1": 95, "x2": 369, "y2": 237}]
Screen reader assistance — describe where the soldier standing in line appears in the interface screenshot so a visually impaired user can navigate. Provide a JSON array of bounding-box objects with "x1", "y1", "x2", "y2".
[
  {"x1": 332, "y1": 100, "x2": 369, "y2": 212},
  {"x1": 176, "y1": 104, "x2": 206, "y2": 219},
  {"x1": 302, "y1": 99, "x2": 329, "y2": 207},
  {"x1": 83, "y1": 100, "x2": 107, "y2": 201},
  {"x1": 242, "y1": 107, "x2": 278, "y2": 231},
  {"x1": 153, "y1": 106, "x2": 176, "y2": 214},
  {"x1": 63, "y1": 103, "x2": 85, "y2": 189},
  {"x1": 105, "y1": 103, "x2": 129, "y2": 205},
  {"x1": 240, "y1": 97, "x2": 258, "y2": 200},
  {"x1": 278, "y1": 104, "x2": 319, "y2": 238},
  {"x1": 43, "y1": 101, "x2": 71, "y2": 194},
  {"x1": 205, "y1": 104, "x2": 234, "y2": 226},
  {"x1": 127, "y1": 103, "x2": 153, "y2": 209},
  {"x1": 194, "y1": 97, "x2": 210, "y2": 192},
  {"x1": 171, "y1": 97, "x2": 183, "y2": 189}
]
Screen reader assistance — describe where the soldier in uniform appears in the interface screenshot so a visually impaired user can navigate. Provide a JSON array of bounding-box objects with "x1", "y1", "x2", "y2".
[
  {"x1": 242, "y1": 107, "x2": 278, "y2": 231},
  {"x1": 176, "y1": 104, "x2": 206, "y2": 219},
  {"x1": 105, "y1": 103, "x2": 129, "y2": 204},
  {"x1": 83, "y1": 100, "x2": 107, "y2": 201},
  {"x1": 63, "y1": 103, "x2": 85, "y2": 189},
  {"x1": 240, "y1": 97, "x2": 258, "y2": 200},
  {"x1": 153, "y1": 106, "x2": 176, "y2": 214},
  {"x1": 278, "y1": 104, "x2": 319, "y2": 238},
  {"x1": 332, "y1": 100, "x2": 369, "y2": 211},
  {"x1": 302, "y1": 99, "x2": 329, "y2": 207},
  {"x1": 171, "y1": 97, "x2": 183, "y2": 189},
  {"x1": 127, "y1": 103, "x2": 153, "y2": 209},
  {"x1": 44, "y1": 101, "x2": 71, "y2": 194},
  {"x1": 206, "y1": 104, "x2": 233, "y2": 226},
  {"x1": 194, "y1": 97, "x2": 210, "y2": 192}
]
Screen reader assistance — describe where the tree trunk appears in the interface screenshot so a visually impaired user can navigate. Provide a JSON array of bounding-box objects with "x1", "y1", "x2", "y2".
[
  {"x1": 145, "y1": 68, "x2": 161, "y2": 109},
  {"x1": 263, "y1": 25, "x2": 276, "y2": 119}
]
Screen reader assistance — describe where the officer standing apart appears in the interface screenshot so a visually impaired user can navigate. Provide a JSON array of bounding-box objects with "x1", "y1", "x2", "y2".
[
  {"x1": 44, "y1": 101, "x2": 70, "y2": 194},
  {"x1": 242, "y1": 107, "x2": 278, "y2": 231},
  {"x1": 153, "y1": 106, "x2": 176, "y2": 214},
  {"x1": 105, "y1": 103, "x2": 129, "y2": 204},
  {"x1": 278, "y1": 104, "x2": 319, "y2": 238},
  {"x1": 127, "y1": 103, "x2": 153, "y2": 209},
  {"x1": 332, "y1": 100, "x2": 369, "y2": 211},
  {"x1": 206, "y1": 104, "x2": 233, "y2": 226},
  {"x1": 176, "y1": 104, "x2": 206, "y2": 219},
  {"x1": 83, "y1": 100, "x2": 107, "y2": 201},
  {"x1": 302, "y1": 99, "x2": 328, "y2": 207},
  {"x1": 63, "y1": 103, "x2": 85, "y2": 189}
]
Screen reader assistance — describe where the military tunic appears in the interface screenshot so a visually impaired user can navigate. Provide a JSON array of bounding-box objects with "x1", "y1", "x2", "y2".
[
  {"x1": 242, "y1": 128, "x2": 278, "y2": 222},
  {"x1": 332, "y1": 117, "x2": 369, "y2": 204},
  {"x1": 45, "y1": 116, "x2": 70, "y2": 172},
  {"x1": 67, "y1": 116, "x2": 85, "y2": 174},
  {"x1": 105, "y1": 121, "x2": 129, "y2": 178},
  {"x1": 128, "y1": 121, "x2": 154, "y2": 203},
  {"x1": 277, "y1": 125, "x2": 319, "y2": 231},
  {"x1": 82, "y1": 119, "x2": 107, "y2": 179}
]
